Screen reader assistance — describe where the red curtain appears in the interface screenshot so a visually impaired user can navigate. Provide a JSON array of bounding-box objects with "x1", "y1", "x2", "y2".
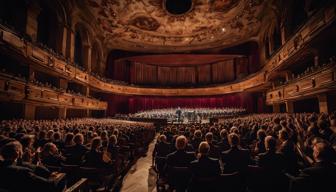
[{"x1": 104, "y1": 93, "x2": 257, "y2": 115}]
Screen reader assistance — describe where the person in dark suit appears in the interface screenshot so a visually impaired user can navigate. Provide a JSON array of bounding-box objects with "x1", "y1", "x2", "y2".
[
  {"x1": 153, "y1": 134, "x2": 171, "y2": 158},
  {"x1": 257, "y1": 136, "x2": 285, "y2": 173},
  {"x1": 190, "y1": 141, "x2": 221, "y2": 178},
  {"x1": 205, "y1": 132, "x2": 220, "y2": 159},
  {"x1": 0, "y1": 141, "x2": 57, "y2": 192},
  {"x1": 293, "y1": 142, "x2": 336, "y2": 192},
  {"x1": 83, "y1": 137, "x2": 110, "y2": 168},
  {"x1": 278, "y1": 129, "x2": 299, "y2": 175},
  {"x1": 189, "y1": 142, "x2": 221, "y2": 192},
  {"x1": 221, "y1": 133, "x2": 252, "y2": 174},
  {"x1": 166, "y1": 136, "x2": 196, "y2": 191},
  {"x1": 40, "y1": 142, "x2": 66, "y2": 167},
  {"x1": 217, "y1": 129, "x2": 230, "y2": 153},
  {"x1": 166, "y1": 135, "x2": 196, "y2": 168},
  {"x1": 191, "y1": 130, "x2": 202, "y2": 151},
  {"x1": 63, "y1": 133, "x2": 88, "y2": 165}
]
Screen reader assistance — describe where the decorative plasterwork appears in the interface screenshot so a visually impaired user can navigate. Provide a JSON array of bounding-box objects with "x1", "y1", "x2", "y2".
[{"x1": 86, "y1": 0, "x2": 265, "y2": 52}]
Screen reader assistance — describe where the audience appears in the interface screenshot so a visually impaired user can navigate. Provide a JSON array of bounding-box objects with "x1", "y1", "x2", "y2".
[
  {"x1": 0, "y1": 118, "x2": 155, "y2": 191},
  {"x1": 153, "y1": 112, "x2": 336, "y2": 192}
]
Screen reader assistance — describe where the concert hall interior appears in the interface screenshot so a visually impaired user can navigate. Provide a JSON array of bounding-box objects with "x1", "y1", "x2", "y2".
[{"x1": 0, "y1": 0, "x2": 336, "y2": 192}]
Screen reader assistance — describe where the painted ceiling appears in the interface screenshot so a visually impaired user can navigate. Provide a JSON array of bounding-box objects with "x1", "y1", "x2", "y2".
[{"x1": 85, "y1": 0, "x2": 266, "y2": 52}]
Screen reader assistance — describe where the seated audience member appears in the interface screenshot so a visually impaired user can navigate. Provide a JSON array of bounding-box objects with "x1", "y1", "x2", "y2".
[
  {"x1": 40, "y1": 142, "x2": 66, "y2": 167},
  {"x1": 217, "y1": 129, "x2": 230, "y2": 153},
  {"x1": 190, "y1": 142, "x2": 221, "y2": 178},
  {"x1": 166, "y1": 136, "x2": 196, "y2": 191},
  {"x1": 191, "y1": 130, "x2": 202, "y2": 151},
  {"x1": 221, "y1": 133, "x2": 252, "y2": 174},
  {"x1": 295, "y1": 142, "x2": 336, "y2": 192},
  {"x1": 205, "y1": 132, "x2": 220, "y2": 159},
  {"x1": 107, "y1": 134, "x2": 119, "y2": 161},
  {"x1": 20, "y1": 135, "x2": 35, "y2": 163},
  {"x1": 0, "y1": 141, "x2": 57, "y2": 192},
  {"x1": 278, "y1": 129, "x2": 299, "y2": 175},
  {"x1": 64, "y1": 133, "x2": 88, "y2": 165},
  {"x1": 166, "y1": 135, "x2": 196, "y2": 168},
  {"x1": 153, "y1": 134, "x2": 171, "y2": 158},
  {"x1": 52, "y1": 132, "x2": 64, "y2": 151},
  {"x1": 255, "y1": 129, "x2": 266, "y2": 154},
  {"x1": 257, "y1": 136, "x2": 284, "y2": 173},
  {"x1": 36, "y1": 131, "x2": 49, "y2": 148},
  {"x1": 83, "y1": 137, "x2": 110, "y2": 168}
]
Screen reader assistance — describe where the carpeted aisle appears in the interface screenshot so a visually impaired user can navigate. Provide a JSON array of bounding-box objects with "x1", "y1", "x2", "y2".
[{"x1": 120, "y1": 139, "x2": 157, "y2": 192}]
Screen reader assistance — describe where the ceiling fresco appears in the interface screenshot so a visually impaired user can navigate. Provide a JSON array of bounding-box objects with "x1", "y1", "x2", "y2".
[{"x1": 86, "y1": 0, "x2": 265, "y2": 52}]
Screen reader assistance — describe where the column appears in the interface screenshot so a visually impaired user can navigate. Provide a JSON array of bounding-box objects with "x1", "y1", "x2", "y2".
[
  {"x1": 58, "y1": 108, "x2": 67, "y2": 119},
  {"x1": 59, "y1": 25, "x2": 68, "y2": 57},
  {"x1": 26, "y1": 2, "x2": 40, "y2": 41},
  {"x1": 83, "y1": 43, "x2": 92, "y2": 72},
  {"x1": 67, "y1": 28, "x2": 75, "y2": 63},
  {"x1": 273, "y1": 104, "x2": 280, "y2": 113},
  {"x1": 318, "y1": 94, "x2": 329, "y2": 113},
  {"x1": 24, "y1": 104, "x2": 36, "y2": 120},
  {"x1": 285, "y1": 101, "x2": 294, "y2": 113}
]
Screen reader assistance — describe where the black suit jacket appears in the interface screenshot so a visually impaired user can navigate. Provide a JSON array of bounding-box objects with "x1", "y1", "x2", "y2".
[
  {"x1": 296, "y1": 161, "x2": 336, "y2": 192},
  {"x1": 153, "y1": 142, "x2": 171, "y2": 157},
  {"x1": 190, "y1": 156, "x2": 221, "y2": 178},
  {"x1": 257, "y1": 150, "x2": 285, "y2": 173},
  {"x1": 166, "y1": 150, "x2": 196, "y2": 168},
  {"x1": 64, "y1": 144, "x2": 89, "y2": 165},
  {"x1": 0, "y1": 161, "x2": 55, "y2": 192},
  {"x1": 221, "y1": 146, "x2": 252, "y2": 173}
]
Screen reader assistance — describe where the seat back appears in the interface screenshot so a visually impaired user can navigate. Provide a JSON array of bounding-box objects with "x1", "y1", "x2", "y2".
[
  {"x1": 167, "y1": 166, "x2": 191, "y2": 190},
  {"x1": 217, "y1": 172, "x2": 244, "y2": 192},
  {"x1": 154, "y1": 156, "x2": 167, "y2": 175}
]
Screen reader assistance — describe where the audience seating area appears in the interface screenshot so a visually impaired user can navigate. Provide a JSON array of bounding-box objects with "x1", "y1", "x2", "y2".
[
  {"x1": 0, "y1": 119, "x2": 155, "y2": 192},
  {"x1": 153, "y1": 112, "x2": 336, "y2": 192}
]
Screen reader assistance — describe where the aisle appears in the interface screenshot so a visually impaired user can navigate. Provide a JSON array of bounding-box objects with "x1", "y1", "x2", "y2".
[{"x1": 120, "y1": 139, "x2": 157, "y2": 192}]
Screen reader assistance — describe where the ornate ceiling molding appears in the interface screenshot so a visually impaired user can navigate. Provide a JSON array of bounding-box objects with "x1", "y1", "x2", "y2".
[{"x1": 85, "y1": 0, "x2": 265, "y2": 52}]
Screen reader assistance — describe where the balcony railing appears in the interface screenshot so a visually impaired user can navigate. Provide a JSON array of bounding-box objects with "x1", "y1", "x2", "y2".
[
  {"x1": 0, "y1": 73, "x2": 107, "y2": 110},
  {"x1": 266, "y1": 64, "x2": 336, "y2": 104}
]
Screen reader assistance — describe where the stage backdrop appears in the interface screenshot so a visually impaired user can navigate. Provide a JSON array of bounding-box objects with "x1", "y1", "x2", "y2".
[{"x1": 103, "y1": 92, "x2": 264, "y2": 116}]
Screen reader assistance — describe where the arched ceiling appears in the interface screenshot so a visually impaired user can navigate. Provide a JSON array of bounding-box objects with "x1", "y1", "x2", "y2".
[{"x1": 85, "y1": 0, "x2": 266, "y2": 53}]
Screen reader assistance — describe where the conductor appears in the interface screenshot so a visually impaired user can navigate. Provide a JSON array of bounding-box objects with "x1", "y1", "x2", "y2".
[{"x1": 176, "y1": 107, "x2": 182, "y2": 122}]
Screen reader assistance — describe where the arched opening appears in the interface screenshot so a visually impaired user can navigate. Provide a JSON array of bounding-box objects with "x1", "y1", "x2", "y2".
[
  {"x1": 36, "y1": 1, "x2": 67, "y2": 54},
  {"x1": 0, "y1": 0, "x2": 27, "y2": 34},
  {"x1": 74, "y1": 31, "x2": 84, "y2": 67},
  {"x1": 91, "y1": 42, "x2": 102, "y2": 74},
  {"x1": 73, "y1": 23, "x2": 91, "y2": 70}
]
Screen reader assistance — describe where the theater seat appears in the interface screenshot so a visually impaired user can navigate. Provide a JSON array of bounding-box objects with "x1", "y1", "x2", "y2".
[
  {"x1": 167, "y1": 166, "x2": 191, "y2": 191},
  {"x1": 216, "y1": 172, "x2": 244, "y2": 192}
]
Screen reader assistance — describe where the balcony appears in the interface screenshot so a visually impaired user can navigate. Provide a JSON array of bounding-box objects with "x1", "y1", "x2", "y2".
[
  {"x1": 0, "y1": 73, "x2": 107, "y2": 110},
  {"x1": 266, "y1": 64, "x2": 336, "y2": 104}
]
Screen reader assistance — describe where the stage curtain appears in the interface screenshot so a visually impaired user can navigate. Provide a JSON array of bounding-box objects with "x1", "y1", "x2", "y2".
[
  {"x1": 126, "y1": 93, "x2": 255, "y2": 114},
  {"x1": 197, "y1": 65, "x2": 211, "y2": 84}
]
